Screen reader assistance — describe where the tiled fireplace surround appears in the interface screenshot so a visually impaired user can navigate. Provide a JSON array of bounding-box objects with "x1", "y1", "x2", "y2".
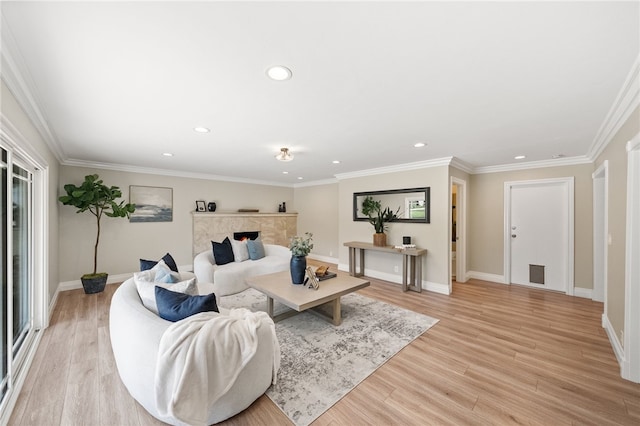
[{"x1": 192, "y1": 212, "x2": 298, "y2": 256}]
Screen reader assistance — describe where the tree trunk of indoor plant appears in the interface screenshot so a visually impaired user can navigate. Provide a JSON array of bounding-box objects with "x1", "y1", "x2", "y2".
[{"x1": 373, "y1": 233, "x2": 386, "y2": 247}]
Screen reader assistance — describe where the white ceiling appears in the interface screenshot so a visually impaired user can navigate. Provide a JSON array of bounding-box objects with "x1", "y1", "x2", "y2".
[{"x1": 1, "y1": 1, "x2": 638, "y2": 185}]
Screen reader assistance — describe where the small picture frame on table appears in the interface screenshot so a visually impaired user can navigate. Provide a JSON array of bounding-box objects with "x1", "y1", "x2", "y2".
[
  {"x1": 305, "y1": 266, "x2": 320, "y2": 290},
  {"x1": 195, "y1": 200, "x2": 206, "y2": 212}
]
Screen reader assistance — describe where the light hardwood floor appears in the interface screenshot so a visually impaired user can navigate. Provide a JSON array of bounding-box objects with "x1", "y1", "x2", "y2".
[{"x1": 8, "y1": 276, "x2": 640, "y2": 425}]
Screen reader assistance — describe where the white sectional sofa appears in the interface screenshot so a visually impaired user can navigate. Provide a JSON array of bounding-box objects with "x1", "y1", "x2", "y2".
[
  {"x1": 110, "y1": 276, "x2": 278, "y2": 425},
  {"x1": 194, "y1": 243, "x2": 290, "y2": 296}
]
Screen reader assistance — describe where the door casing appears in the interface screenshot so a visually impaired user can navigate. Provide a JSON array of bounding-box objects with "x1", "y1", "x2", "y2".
[{"x1": 504, "y1": 177, "x2": 575, "y2": 295}]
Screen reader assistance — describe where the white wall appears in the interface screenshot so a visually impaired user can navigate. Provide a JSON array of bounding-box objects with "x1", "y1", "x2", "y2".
[
  {"x1": 467, "y1": 163, "x2": 594, "y2": 289},
  {"x1": 294, "y1": 182, "x2": 339, "y2": 261},
  {"x1": 337, "y1": 166, "x2": 450, "y2": 291},
  {"x1": 58, "y1": 166, "x2": 294, "y2": 282},
  {"x1": 594, "y1": 106, "x2": 640, "y2": 344}
]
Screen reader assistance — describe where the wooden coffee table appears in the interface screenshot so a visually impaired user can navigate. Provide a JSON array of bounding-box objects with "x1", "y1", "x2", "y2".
[{"x1": 246, "y1": 270, "x2": 370, "y2": 326}]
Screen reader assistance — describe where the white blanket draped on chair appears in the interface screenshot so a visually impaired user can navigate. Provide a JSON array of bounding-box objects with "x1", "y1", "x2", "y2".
[{"x1": 155, "y1": 308, "x2": 279, "y2": 426}]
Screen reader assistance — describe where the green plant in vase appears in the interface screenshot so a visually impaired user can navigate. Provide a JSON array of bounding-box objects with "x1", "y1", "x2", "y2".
[
  {"x1": 361, "y1": 196, "x2": 399, "y2": 246},
  {"x1": 59, "y1": 174, "x2": 136, "y2": 294},
  {"x1": 289, "y1": 232, "x2": 313, "y2": 284}
]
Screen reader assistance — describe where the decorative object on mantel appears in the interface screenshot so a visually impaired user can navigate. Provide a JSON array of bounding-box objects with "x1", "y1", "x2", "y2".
[
  {"x1": 195, "y1": 200, "x2": 206, "y2": 212},
  {"x1": 289, "y1": 232, "x2": 313, "y2": 284},
  {"x1": 238, "y1": 208, "x2": 259, "y2": 212},
  {"x1": 59, "y1": 174, "x2": 136, "y2": 294},
  {"x1": 361, "y1": 195, "x2": 399, "y2": 246},
  {"x1": 207, "y1": 202, "x2": 217, "y2": 212},
  {"x1": 278, "y1": 202, "x2": 287, "y2": 212}
]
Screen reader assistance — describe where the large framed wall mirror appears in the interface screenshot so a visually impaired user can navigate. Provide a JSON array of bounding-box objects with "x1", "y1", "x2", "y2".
[{"x1": 353, "y1": 187, "x2": 430, "y2": 223}]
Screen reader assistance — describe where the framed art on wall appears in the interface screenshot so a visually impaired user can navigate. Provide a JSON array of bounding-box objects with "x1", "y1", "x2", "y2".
[{"x1": 129, "y1": 185, "x2": 173, "y2": 222}]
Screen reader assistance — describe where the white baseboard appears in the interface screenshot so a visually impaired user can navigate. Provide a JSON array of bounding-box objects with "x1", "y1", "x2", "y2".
[
  {"x1": 179, "y1": 263, "x2": 193, "y2": 273},
  {"x1": 467, "y1": 271, "x2": 507, "y2": 284},
  {"x1": 337, "y1": 263, "x2": 450, "y2": 295},
  {"x1": 57, "y1": 272, "x2": 134, "y2": 292},
  {"x1": 48, "y1": 287, "x2": 59, "y2": 325},
  {"x1": 56, "y1": 264, "x2": 194, "y2": 293},
  {"x1": 308, "y1": 254, "x2": 339, "y2": 265},
  {"x1": 603, "y1": 313, "x2": 625, "y2": 368},
  {"x1": 425, "y1": 281, "x2": 451, "y2": 295},
  {"x1": 337, "y1": 263, "x2": 350, "y2": 273},
  {"x1": 573, "y1": 287, "x2": 593, "y2": 299}
]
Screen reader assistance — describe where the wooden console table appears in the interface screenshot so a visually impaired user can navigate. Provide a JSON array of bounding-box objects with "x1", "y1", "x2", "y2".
[{"x1": 343, "y1": 241, "x2": 427, "y2": 293}]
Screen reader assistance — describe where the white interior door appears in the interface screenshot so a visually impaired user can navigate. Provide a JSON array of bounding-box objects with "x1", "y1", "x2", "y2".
[{"x1": 507, "y1": 179, "x2": 572, "y2": 293}]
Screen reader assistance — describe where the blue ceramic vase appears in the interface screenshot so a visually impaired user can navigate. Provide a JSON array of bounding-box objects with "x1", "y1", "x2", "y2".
[{"x1": 290, "y1": 255, "x2": 306, "y2": 284}]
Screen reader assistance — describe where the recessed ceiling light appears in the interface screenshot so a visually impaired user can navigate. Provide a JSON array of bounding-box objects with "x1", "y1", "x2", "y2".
[
  {"x1": 297, "y1": 177, "x2": 303, "y2": 180},
  {"x1": 193, "y1": 127, "x2": 210, "y2": 133},
  {"x1": 332, "y1": 160, "x2": 341, "y2": 164},
  {"x1": 514, "y1": 155, "x2": 526, "y2": 160},
  {"x1": 266, "y1": 65, "x2": 292, "y2": 81},
  {"x1": 282, "y1": 171, "x2": 289, "y2": 174},
  {"x1": 414, "y1": 142, "x2": 426, "y2": 148},
  {"x1": 162, "y1": 152, "x2": 173, "y2": 157}
]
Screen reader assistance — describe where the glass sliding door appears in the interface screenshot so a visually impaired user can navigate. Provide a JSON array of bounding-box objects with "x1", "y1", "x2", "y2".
[
  {"x1": 0, "y1": 124, "x2": 46, "y2": 423},
  {"x1": 0, "y1": 147, "x2": 37, "y2": 415},
  {"x1": 11, "y1": 163, "x2": 32, "y2": 364},
  {"x1": 0, "y1": 149, "x2": 7, "y2": 402}
]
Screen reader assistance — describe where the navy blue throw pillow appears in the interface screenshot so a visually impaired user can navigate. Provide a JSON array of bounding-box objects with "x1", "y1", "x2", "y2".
[
  {"x1": 140, "y1": 253, "x2": 179, "y2": 272},
  {"x1": 139, "y1": 258, "x2": 157, "y2": 271},
  {"x1": 212, "y1": 237, "x2": 234, "y2": 265},
  {"x1": 155, "y1": 286, "x2": 219, "y2": 322}
]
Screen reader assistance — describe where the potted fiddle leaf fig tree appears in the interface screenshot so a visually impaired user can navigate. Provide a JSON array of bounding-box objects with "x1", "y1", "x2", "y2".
[
  {"x1": 361, "y1": 195, "x2": 399, "y2": 247},
  {"x1": 59, "y1": 174, "x2": 136, "y2": 294}
]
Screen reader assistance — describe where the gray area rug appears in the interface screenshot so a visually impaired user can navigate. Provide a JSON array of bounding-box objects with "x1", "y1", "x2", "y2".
[{"x1": 219, "y1": 288, "x2": 439, "y2": 426}]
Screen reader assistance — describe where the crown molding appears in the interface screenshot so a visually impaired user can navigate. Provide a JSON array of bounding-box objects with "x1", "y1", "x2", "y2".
[
  {"x1": 588, "y1": 53, "x2": 640, "y2": 162},
  {"x1": 628, "y1": 131, "x2": 640, "y2": 153},
  {"x1": 449, "y1": 157, "x2": 474, "y2": 174},
  {"x1": 0, "y1": 13, "x2": 66, "y2": 162},
  {"x1": 293, "y1": 178, "x2": 338, "y2": 188},
  {"x1": 0, "y1": 113, "x2": 48, "y2": 168},
  {"x1": 473, "y1": 155, "x2": 592, "y2": 174},
  {"x1": 334, "y1": 157, "x2": 453, "y2": 180},
  {"x1": 61, "y1": 158, "x2": 295, "y2": 188}
]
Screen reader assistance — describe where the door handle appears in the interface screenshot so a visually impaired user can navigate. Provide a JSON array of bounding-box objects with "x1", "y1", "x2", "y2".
[{"x1": 511, "y1": 234, "x2": 517, "y2": 238}]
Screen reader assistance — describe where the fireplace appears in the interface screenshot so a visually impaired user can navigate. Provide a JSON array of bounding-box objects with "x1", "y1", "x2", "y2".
[
  {"x1": 233, "y1": 231, "x2": 260, "y2": 241},
  {"x1": 192, "y1": 212, "x2": 297, "y2": 257}
]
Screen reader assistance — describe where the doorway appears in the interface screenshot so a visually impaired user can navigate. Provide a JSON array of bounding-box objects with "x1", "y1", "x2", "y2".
[
  {"x1": 504, "y1": 178, "x2": 574, "y2": 294},
  {"x1": 451, "y1": 177, "x2": 467, "y2": 287}
]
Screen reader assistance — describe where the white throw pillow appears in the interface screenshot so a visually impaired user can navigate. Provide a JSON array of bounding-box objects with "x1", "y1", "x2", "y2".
[
  {"x1": 137, "y1": 259, "x2": 180, "y2": 282},
  {"x1": 230, "y1": 239, "x2": 249, "y2": 262},
  {"x1": 134, "y1": 274, "x2": 198, "y2": 315}
]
